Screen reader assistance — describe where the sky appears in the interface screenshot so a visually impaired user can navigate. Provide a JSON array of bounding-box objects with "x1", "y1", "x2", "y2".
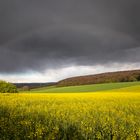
[{"x1": 0, "y1": 0, "x2": 140, "y2": 82}]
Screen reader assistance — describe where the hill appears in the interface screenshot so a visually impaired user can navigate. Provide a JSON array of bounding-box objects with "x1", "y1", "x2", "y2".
[{"x1": 57, "y1": 70, "x2": 140, "y2": 87}]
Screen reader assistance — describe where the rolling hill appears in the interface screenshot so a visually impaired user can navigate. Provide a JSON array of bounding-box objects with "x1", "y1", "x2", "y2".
[
  {"x1": 57, "y1": 69, "x2": 140, "y2": 87},
  {"x1": 19, "y1": 69, "x2": 140, "y2": 92}
]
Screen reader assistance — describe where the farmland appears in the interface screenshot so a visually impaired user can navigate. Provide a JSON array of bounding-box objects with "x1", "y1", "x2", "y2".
[
  {"x1": 0, "y1": 84, "x2": 140, "y2": 139},
  {"x1": 29, "y1": 81, "x2": 140, "y2": 93}
]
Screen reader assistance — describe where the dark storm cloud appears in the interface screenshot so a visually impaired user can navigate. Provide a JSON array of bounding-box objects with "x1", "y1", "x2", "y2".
[{"x1": 0, "y1": 0, "x2": 140, "y2": 73}]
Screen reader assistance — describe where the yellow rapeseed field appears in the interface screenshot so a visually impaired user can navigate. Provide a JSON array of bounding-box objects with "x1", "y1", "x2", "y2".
[{"x1": 0, "y1": 92, "x2": 140, "y2": 140}]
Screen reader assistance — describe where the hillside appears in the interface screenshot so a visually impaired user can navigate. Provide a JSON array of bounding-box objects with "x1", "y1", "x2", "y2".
[
  {"x1": 28, "y1": 81, "x2": 140, "y2": 93},
  {"x1": 57, "y1": 70, "x2": 140, "y2": 87}
]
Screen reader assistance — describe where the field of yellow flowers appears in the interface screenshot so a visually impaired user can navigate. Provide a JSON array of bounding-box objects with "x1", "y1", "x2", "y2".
[{"x1": 0, "y1": 92, "x2": 140, "y2": 140}]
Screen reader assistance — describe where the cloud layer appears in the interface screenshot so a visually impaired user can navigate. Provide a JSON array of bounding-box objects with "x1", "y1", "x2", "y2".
[{"x1": 0, "y1": 0, "x2": 140, "y2": 74}]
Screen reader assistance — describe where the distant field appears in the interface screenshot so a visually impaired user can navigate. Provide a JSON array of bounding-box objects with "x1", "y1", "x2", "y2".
[
  {"x1": 0, "y1": 92, "x2": 140, "y2": 139},
  {"x1": 27, "y1": 81, "x2": 140, "y2": 93},
  {"x1": 111, "y1": 85, "x2": 140, "y2": 92}
]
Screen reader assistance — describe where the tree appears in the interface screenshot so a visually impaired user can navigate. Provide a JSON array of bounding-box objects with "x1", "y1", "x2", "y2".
[
  {"x1": 136, "y1": 75, "x2": 140, "y2": 81},
  {"x1": 0, "y1": 80, "x2": 18, "y2": 93},
  {"x1": 120, "y1": 76, "x2": 137, "y2": 82}
]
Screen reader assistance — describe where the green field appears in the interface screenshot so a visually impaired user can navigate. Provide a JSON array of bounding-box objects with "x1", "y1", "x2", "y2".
[
  {"x1": 28, "y1": 81, "x2": 140, "y2": 93},
  {"x1": 111, "y1": 85, "x2": 140, "y2": 92}
]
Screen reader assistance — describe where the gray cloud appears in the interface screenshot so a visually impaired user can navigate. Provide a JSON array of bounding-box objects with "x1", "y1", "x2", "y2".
[{"x1": 0, "y1": 0, "x2": 140, "y2": 73}]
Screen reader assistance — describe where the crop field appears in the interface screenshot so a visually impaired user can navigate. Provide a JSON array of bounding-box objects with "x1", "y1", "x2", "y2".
[
  {"x1": 0, "y1": 89, "x2": 140, "y2": 139},
  {"x1": 30, "y1": 81, "x2": 140, "y2": 93}
]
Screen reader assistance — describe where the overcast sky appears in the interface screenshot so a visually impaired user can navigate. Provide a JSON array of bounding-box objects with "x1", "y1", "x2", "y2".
[{"x1": 0, "y1": 0, "x2": 140, "y2": 82}]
